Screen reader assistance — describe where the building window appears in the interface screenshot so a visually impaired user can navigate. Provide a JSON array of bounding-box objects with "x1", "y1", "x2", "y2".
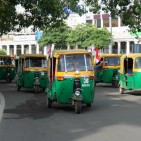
[
  {"x1": 112, "y1": 19, "x2": 118, "y2": 27},
  {"x1": 86, "y1": 20, "x2": 92, "y2": 24},
  {"x1": 103, "y1": 19, "x2": 109, "y2": 27}
]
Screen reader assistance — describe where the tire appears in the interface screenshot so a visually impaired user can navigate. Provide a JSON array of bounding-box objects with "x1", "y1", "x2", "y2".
[
  {"x1": 46, "y1": 96, "x2": 52, "y2": 108},
  {"x1": 7, "y1": 78, "x2": 11, "y2": 83},
  {"x1": 119, "y1": 86, "x2": 124, "y2": 94},
  {"x1": 34, "y1": 85, "x2": 39, "y2": 94},
  {"x1": 86, "y1": 103, "x2": 91, "y2": 107},
  {"x1": 114, "y1": 81, "x2": 119, "y2": 88},
  {"x1": 75, "y1": 101, "x2": 81, "y2": 114},
  {"x1": 17, "y1": 85, "x2": 21, "y2": 91}
]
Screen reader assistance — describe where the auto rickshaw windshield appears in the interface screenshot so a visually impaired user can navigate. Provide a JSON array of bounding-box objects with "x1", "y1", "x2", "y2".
[
  {"x1": 25, "y1": 57, "x2": 47, "y2": 68},
  {"x1": 57, "y1": 54, "x2": 93, "y2": 72},
  {"x1": 104, "y1": 57, "x2": 120, "y2": 66},
  {"x1": 135, "y1": 57, "x2": 141, "y2": 68},
  {"x1": 0, "y1": 57, "x2": 14, "y2": 65}
]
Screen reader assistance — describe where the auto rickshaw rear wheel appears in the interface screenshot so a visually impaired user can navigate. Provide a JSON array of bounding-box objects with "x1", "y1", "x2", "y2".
[
  {"x1": 46, "y1": 96, "x2": 52, "y2": 108},
  {"x1": 86, "y1": 103, "x2": 91, "y2": 107},
  {"x1": 75, "y1": 101, "x2": 81, "y2": 114},
  {"x1": 119, "y1": 86, "x2": 124, "y2": 94},
  {"x1": 114, "y1": 81, "x2": 119, "y2": 88},
  {"x1": 17, "y1": 85, "x2": 21, "y2": 91}
]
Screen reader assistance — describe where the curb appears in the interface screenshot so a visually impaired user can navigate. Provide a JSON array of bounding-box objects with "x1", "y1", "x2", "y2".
[{"x1": 0, "y1": 92, "x2": 5, "y2": 122}]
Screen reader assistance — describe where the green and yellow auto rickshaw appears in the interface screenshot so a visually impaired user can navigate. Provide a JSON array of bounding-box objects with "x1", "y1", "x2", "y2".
[
  {"x1": 46, "y1": 50, "x2": 95, "y2": 114},
  {"x1": 94, "y1": 54, "x2": 121, "y2": 87},
  {"x1": 119, "y1": 53, "x2": 141, "y2": 94},
  {"x1": 0, "y1": 55, "x2": 16, "y2": 82},
  {"x1": 16, "y1": 54, "x2": 48, "y2": 93}
]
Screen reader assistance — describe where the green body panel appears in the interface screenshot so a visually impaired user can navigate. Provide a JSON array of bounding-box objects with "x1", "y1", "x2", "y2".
[
  {"x1": 46, "y1": 77, "x2": 95, "y2": 104},
  {"x1": 120, "y1": 72, "x2": 141, "y2": 90},
  {"x1": 17, "y1": 71, "x2": 48, "y2": 89},
  {"x1": 0, "y1": 67, "x2": 16, "y2": 80},
  {"x1": 95, "y1": 68, "x2": 120, "y2": 84},
  {"x1": 102, "y1": 68, "x2": 114, "y2": 83}
]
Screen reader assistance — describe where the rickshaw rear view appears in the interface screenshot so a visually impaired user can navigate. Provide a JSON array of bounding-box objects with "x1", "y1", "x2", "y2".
[
  {"x1": 0, "y1": 55, "x2": 16, "y2": 82},
  {"x1": 94, "y1": 54, "x2": 121, "y2": 87}
]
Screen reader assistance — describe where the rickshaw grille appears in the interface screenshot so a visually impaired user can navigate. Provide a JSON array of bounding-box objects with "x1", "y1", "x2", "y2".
[{"x1": 73, "y1": 78, "x2": 81, "y2": 91}]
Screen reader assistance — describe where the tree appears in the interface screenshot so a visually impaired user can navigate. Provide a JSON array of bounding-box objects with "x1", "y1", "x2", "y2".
[
  {"x1": 0, "y1": 49, "x2": 7, "y2": 55},
  {"x1": 85, "y1": 0, "x2": 141, "y2": 33},
  {"x1": 67, "y1": 24, "x2": 111, "y2": 49},
  {"x1": 38, "y1": 23, "x2": 71, "y2": 49},
  {"x1": 0, "y1": 0, "x2": 84, "y2": 35},
  {"x1": 38, "y1": 23, "x2": 111, "y2": 49}
]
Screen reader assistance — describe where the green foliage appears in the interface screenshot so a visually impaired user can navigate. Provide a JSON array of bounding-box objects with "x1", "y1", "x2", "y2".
[
  {"x1": 0, "y1": 0, "x2": 85, "y2": 35},
  {"x1": 38, "y1": 23, "x2": 111, "y2": 49},
  {"x1": 38, "y1": 23, "x2": 71, "y2": 49},
  {"x1": 67, "y1": 24, "x2": 111, "y2": 49},
  {"x1": 0, "y1": 49, "x2": 7, "y2": 55}
]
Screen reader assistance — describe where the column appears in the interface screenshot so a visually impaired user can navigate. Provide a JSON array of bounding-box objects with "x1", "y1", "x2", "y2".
[
  {"x1": 14, "y1": 45, "x2": 17, "y2": 56},
  {"x1": 109, "y1": 13, "x2": 112, "y2": 54},
  {"x1": 118, "y1": 16, "x2": 121, "y2": 27},
  {"x1": 126, "y1": 41, "x2": 130, "y2": 55},
  {"x1": 29, "y1": 44, "x2": 32, "y2": 54},
  {"x1": 36, "y1": 44, "x2": 39, "y2": 54},
  {"x1": 44, "y1": 46, "x2": 47, "y2": 55},
  {"x1": 118, "y1": 42, "x2": 121, "y2": 54},
  {"x1": 21, "y1": 45, "x2": 24, "y2": 54},
  {"x1": 7, "y1": 45, "x2": 10, "y2": 55}
]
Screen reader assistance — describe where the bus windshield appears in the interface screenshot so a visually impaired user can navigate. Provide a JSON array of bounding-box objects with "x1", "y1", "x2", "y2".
[
  {"x1": 25, "y1": 57, "x2": 47, "y2": 68},
  {"x1": 57, "y1": 54, "x2": 93, "y2": 72}
]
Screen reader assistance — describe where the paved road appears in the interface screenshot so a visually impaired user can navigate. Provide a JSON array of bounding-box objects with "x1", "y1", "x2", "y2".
[{"x1": 1, "y1": 82, "x2": 141, "y2": 141}]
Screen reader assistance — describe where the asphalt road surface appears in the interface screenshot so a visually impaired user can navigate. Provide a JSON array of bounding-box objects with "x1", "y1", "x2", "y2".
[{"x1": 1, "y1": 81, "x2": 141, "y2": 141}]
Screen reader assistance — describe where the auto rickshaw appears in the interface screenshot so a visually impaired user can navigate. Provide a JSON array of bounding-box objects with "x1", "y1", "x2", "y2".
[
  {"x1": 94, "y1": 54, "x2": 121, "y2": 87},
  {"x1": 45, "y1": 50, "x2": 95, "y2": 114},
  {"x1": 0, "y1": 55, "x2": 16, "y2": 82},
  {"x1": 119, "y1": 53, "x2": 141, "y2": 94},
  {"x1": 16, "y1": 54, "x2": 48, "y2": 93}
]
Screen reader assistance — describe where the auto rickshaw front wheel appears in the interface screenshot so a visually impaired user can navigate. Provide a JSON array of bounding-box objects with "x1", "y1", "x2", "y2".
[
  {"x1": 34, "y1": 85, "x2": 39, "y2": 94},
  {"x1": 46, "y1": 96, "x2": 52, "y2": 108},
  {"x1": 119, "y1": 86, "x2": 124, "y2": 94},
  {"x1": 75, "y1": 101, "x2": 81, "y2": 114}
]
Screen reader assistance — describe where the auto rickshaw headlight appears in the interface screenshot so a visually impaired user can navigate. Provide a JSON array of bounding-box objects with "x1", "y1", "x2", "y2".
[{"x1": 75, "y1": 90, "x2": 80, "y2": 96}]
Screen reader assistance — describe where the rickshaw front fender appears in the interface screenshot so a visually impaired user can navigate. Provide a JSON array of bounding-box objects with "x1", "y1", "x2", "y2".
[{"x1": 72, "y1": 95, "x2": 83, "y2": 101}]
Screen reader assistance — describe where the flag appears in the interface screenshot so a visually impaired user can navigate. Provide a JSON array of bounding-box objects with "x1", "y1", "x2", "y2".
[
  {"x1": 94, "y1": 48, "x2": 101, "y2": 63},
  {"x1": 47, "y1": 44, "x2": 54, "y2": 58}
]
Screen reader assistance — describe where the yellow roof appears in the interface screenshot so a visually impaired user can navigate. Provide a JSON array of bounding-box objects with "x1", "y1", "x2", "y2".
[
  {"x1": 121, "y1": 53, "x2": 141, "y2": 58},
  {"x1": 101, "y1": 54, "x2": 122, "y2": 57},
  {"x1": 52, "y1": 49, "x2": 92, "y2": 58},
  {"x1": 19, "y1": 54, "x2": 47, "y2": 58}
]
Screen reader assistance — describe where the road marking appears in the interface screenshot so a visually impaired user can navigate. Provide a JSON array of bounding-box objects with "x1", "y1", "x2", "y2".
[{"x1": 0, "y1": 92, "x2": 5, "y2": 122}]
